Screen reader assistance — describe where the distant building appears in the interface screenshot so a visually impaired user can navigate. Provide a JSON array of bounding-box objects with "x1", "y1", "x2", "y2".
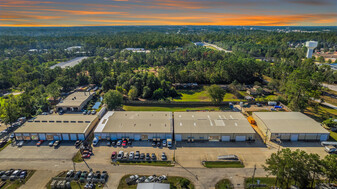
[
  {"x1": 194, "y1": 42, "x2": 204, "y2": 46},
  {"x1": 123, "y1": 48, "x2": 150, "y2": 53},
  {"x1": 65, "y1": 46, "x2": 82, "y2": 51},
  {"x1": 172, "y1": 83, "x2": 198, "y2": 89},
  {"x1": 56, "y1": 92, "x2": 94, "y2": 112}
]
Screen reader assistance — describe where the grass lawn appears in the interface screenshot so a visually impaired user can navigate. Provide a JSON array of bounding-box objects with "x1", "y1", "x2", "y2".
[
  {"x1": 123, "y1": 105, "x2": 222, "y2": 111},
  {"x1": 203, "y1": 161, "x2": 244, "y2": 168},
  {"x1": 174, "y1": 89, "x2": 210, "y2": 102},
  {"x1": 3, "y1": 170, "x2": 36, "y2": 189},
  {"x1": 0, "y1": 140, "x2": 11, "y2": 152},
  {"x1": 115, "y1": 160, "x2": 174, "y2": 167},
  {"x1": 304, "y1": 104, "x2": 337, "y2": 122},
  {"x1": 72, "y1": 150, "x2": 83, "y2": 163},
  {"x1": 329, "y1": 131, "x2": 337, "y2": 141},
  {"x1": 244, "y1": 177, "x2": 276, "y2": 189},
  {"x1": 205, "y1": 45, "x2": 218, "y2": 51},
  {"x1": 118, "y1": 175, "x2": 194, "y2": 189},
  {"x1": 215, "y1": 179, "x2": 233, "y2": 189}
]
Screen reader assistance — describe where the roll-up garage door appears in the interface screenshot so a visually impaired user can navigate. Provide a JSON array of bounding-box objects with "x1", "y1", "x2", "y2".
[
  {"x1": 78, "y1": 134, "x2": 85, "y2": 140},
  {"x1": 46, "y1": 134, "x2": 54, "y2": 140},
  {"x1": 31, "y1": 133, "x2": 38, "y2": 140},
  {"x1": 221, "y1": 136, "x2": 230, "y2": 142},
  {"x1": 305, "y1": 134, "x2": 317, "y2": 140},
  {"x1": 23, "y1": 133, "x2": 31, "y2": 140},
  {"x1": 53, "y1": 135, "x2": 60, "y2": 140},
  {"x1": 70, "y1": 134, "x2": 77, "y2": 140},
  {"x1": 235, "y1": 136, "x2": 246, "y2": 142},
  {"x1": 209, "y1": 136, "x2": 220, "y2": 142},
  {"x1": 175, "y1": 134, "x2": 182, "y2": 141},
  {"x1": 62, "y1": 134, "x2": 70, "y2": 140},
  {"x1": 134, "y1": 134, "x2": 141, "y2": 141},
  {"x1": 320, "y1": 134, "x2": 329, "y2": 141},
  {"x1": 291, "y1": 134, "x2": 299, "y2": 141},
  {"x1": 111, "y1": 134, "x2": 117, "y2": 140},
  {"x1": 280, "y1": 134, "x2": 290, "y2": 140},
  {"x1": 38, "y1": 134, "x2": 46, "y2": 140}
]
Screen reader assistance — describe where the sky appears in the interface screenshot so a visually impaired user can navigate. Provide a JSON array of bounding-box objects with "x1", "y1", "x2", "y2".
[{"x1": 0, "y1": 0, "x2": 337, "y2": 27}]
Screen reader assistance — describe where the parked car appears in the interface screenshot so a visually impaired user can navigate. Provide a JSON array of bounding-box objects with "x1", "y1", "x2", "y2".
[
  {"x1": 19, "y1": 170, "x2": 27, "y2": 179},
  {"x1": 86, "y1": 172, "x2": 94, "y2": 182},
  {"x1": 80, "y1": 171, "x2": 88, "y2": 179},
  {"x1": 10, "y1": 169, "x2": 21, "y2": 181},
  {"x1": 145, "y1": 153, "x2": 151, "y2": 161},
  {"x1": 140, "y1": 153, "x2": 145, "y2": 160},
  {"x1": 10, "y1": 134, "x2": 15, "y2": 139},
  {"x1": 82, "y1": 153, "x2": 91, "y2": 158},
  {"x1": 93, "y1": 137, "x2": 99, "y2": 146},
  {"x1": 87, "y1": 110, "x2": 91, "y2": 115},
  {"x1": 151, "y1": 153, "x2": 156, "y2": 160},
  {"x1": 117, "y1": 140, "x2": 122, "y2": 146},
  {"x1": 111, "y1": 151, "x2": 117, "y2": 159},
  {"x1": 152, "y1": 141, "x2": 156, "y2": 147},
  {"x1": 82, "y1": 110, "x2": 87, "y2": 115},
  {"x1": 17, "y1": 141, "x2": 24, "y2": 147},
  {"x1": 111, "y1": 140, "x2": 116, "y2": 146},
  {"x1": 127, "y1": 140, "x2": 132, "y2": 146},
  {"x1": 122, "y1": 140, "x2": 127, "y2": 147},
  {"x1": 91, "y1": 110, "x2": 96, "y2": 115},
  {"x1": 129, "y1": 151, "x2": 134, "y2": 160},
  {"x1": 162, "y1": 140, "x2": 167, "y2": 147},
  {"x1": 100, "y1": 171, "x2": 108, "y2": 183},
  {"x1": 93, "y1": 171, "x2": 101, "y2": 183},
  {"x1": 161, "y1": 152, "x2": 167, "y2": 160},
  {"x1": 74, "y1": 171, "x2": 82, "y2": 180},
  {"x1": 117, "y1": 151, "x2": 124, "y2": 160},
  {"x1": 48, "y1": 140, "x2": 55, "y2": 146},
  {"x1": 135, "y1": 151, "x2": 140, "y2": 159},
  {"x1": 123, "y1": 152, "x2": 129, "y2": 159},
  {"x1": 36, "y1": 140, "x2": 44, "y2": 146},
  {"x1": 157, "y1": 141, "x2": 161, "y2": 147},
  {"x1": 106, "y1": 140, "x2": 111, "y2": 146},
  {"x1": 66, "y1": 170, "x2": 74, "y2": 178},
  {"x1": 74, "y1": 140, "x2": 82, "y2": 147},
  {"x1": 53, "y1": 140, "x2": 60, "y2": 147},
  {"x1": 0, "y1": 171, "x2": 5, "y2": 177}
]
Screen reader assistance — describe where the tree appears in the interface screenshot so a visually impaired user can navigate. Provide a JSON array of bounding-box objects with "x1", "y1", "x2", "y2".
[
  {"x1": 206, "y1": 85, "x2": 225, "y2": 104},
  {"x1": 318, "y1": 56, "x2": 325, "y2": 63},
  {"x1": 152, "y1": 88, "x2": 165, "y2": 100},
  {"x1": 0, "y1": 95, "x2": 20, "y2": 125},
  {"x1": 103, "y1": 90, "x2": 123, "y2": 110},
  {"x1": 128, "y1": 87, "x2": 138, "y2": 100},
  {"x1": 322, "y1": 154, "x2": 337, "y2": 183},
  {"x1": 142, "y1": 86, "x2": 152, "y2": 99},
  {"x1": 46, "y1": 82, "x2": 61, "y2": 100},
  {"x1": 102, "y1": 77, "x2": 116, "y2": 92}
]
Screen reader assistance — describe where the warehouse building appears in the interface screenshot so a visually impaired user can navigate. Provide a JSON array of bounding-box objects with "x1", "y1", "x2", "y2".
[
  {"x1": 56, "y1": 92, "x2": 93, "y2": 112},
  {"x1": 94, "y1": 111, "x2": 173, "y2": 141},
  {"x1": 252, "y1": 112, "x2": 330, "y2": 141},
  {"x1": 174, "y1": 112, "x2": 256, "y2": 142},
  {"x1": 14, "y1": 114, "x2": 99, "y2": 141}
]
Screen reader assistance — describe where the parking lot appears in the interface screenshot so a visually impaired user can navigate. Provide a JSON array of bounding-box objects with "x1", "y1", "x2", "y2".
[{"x1": 0, "y1": 141, "x2": 78, "y2": 161}]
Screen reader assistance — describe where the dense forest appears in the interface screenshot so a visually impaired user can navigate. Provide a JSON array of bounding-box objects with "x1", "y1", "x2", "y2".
[{"x1": 0, "y1": 26, "x2": 336, "y2": 123}]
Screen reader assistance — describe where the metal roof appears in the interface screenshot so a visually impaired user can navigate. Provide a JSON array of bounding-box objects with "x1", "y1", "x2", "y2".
[
  {"x1": 56, "y1": 92, "x2": 93, "y2": 107},
  {"x1": 174, "y1": 112, "x2": 255, "y2": 134},
  {"x1": 95, "y1": 111, "x2": 172, "y2": 134},
  {"x1": 137, "y1": 183, "x2": 170, "y2": 189},
  {"x1": 253, "y1": 112, "x2": 330, "y2": 134},
  {"x1": 15, "y1": 114, "x2": 97, "y2": 134}
]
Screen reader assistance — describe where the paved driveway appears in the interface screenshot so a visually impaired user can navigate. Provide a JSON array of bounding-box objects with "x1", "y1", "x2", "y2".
[{"x1": 0, "y1": 141, "x2": 78, "y2": 161}]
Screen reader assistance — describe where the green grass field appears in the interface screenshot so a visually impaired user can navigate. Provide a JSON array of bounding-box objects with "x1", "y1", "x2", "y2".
[
  {"x1": 215, "y1": 179, "x2": 233, "y2": 189},
  {"x1": 329, "y1": 131, "x2": 337, "y2": 141},
  {"x1": 72, "y1": 150, "x2": 83, "y2": 163},
  {"x1": 174, "y1": 89, "x2": 241, "y2": 102},
  {"x1": 118, "y1": 175, "x2": 194, "y2": 189},
  {"x1": 244, "y1": 177, "x2": 276, "y2": 189},
  {"x1": 203, "y1": 161, "x2": 244, "y2": 168},
  {"x1": 305, "y1": 104, "x2": 337, "y2": 122},
  {"x1": 123, "y1": 105, "x2": 222, "y2": 111}
]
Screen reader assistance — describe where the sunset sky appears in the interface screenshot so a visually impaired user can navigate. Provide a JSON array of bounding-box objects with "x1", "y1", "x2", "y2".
[{"x1": 0, "y1": 0, "x2": 336, "y2": 27}]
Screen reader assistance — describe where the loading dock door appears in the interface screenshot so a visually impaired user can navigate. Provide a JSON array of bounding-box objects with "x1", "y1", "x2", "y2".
[
  {"x1": 209, "y1": 136, "x2": 220, "y2": 142},
  {"x1": 31, "y1": 134, "x2": 38, "y2": 140},
  {"x1": 235, "y1": 136, "x2": 246, "y2": 142},
  {"x1": 291, "y1": 134, "x2": 299, "y2": 141},
  {"x1": 62, "y1": 134, "x2": 70, "y2": 140},
  {"x1": 53, "y1": 135, "x2": 60, "y2": 140},
  {"x1": 134, "y1": 134, "x2": 141, "y2": 141},
  {"x1": 38, "y1": 134, "x2": 46, "y2": 140},
  {"x1": 175, "y1": 134, "x2": 182, "y2": 141},
  {"x1": 221, "y1": 136, "x2": 230, "y2": 142},
  {"x1": 141, "y1": 135, "x2": 148, "y2": 141},
  {"x1": 320, "y1": 134, "x2": 329, "y2": 141},
  {"x1": 78, "y1": 134, "x2": 85, "y2": 140},
  {"x1": 70, "y1": 134, "x2": 77, "y2": 140}
]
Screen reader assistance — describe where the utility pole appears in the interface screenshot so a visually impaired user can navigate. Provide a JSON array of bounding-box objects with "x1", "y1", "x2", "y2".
[{"x1": 251, "y1": 164, "x2": 256, "y2": 188}]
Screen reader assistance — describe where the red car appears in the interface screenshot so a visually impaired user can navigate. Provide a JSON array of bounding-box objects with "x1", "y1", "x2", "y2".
[
  {"x1": 111, "y1": 151, "x2": 117, "y2": 159},
  {"x1": 36, "y1": 140, "x2": 44, "y2": 146},
  {"x1": 122, "y1": 140, "x2": 127, "y2": 146},
  {"x1": 82, "y1": 153, "x2": 91, "y2": 158}
]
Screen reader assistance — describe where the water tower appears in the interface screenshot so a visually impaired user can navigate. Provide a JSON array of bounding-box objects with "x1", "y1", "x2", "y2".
[{"x1": 305, "y1": 41, "x2": 318, "y2": 58}]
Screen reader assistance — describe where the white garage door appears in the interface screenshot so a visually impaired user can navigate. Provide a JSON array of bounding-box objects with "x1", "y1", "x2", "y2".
[
  {"x1": 221, "y1": 136, "x2": 230, "y2": 142},
  {"x1": 70, "y1": 134, "x2": 77, "y2": 140},
  {"x1": 291, "y1": 134, "x2": 299, "y2": 141},
  {"x1": 134, "y1": 134, "x2": 141, "y2": 141},
  {"x1": 320, "y1": 134, "x2": 329, "y2": 141},
  {"x1": 38, "y1": 134, "x2": 46, "y2": 140},
  {"x1": 235, "y1": 136, "x2": 246, "y2": 142},
  {"x1": 175, "y1": 134, "x2": 182, "y2": 141},
  {"x1": 62, "y1": 134, "x2": 69, "y2": 140}
]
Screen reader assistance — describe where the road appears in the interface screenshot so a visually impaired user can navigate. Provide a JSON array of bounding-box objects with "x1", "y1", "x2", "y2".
[
  {"x1": 313, "y1": 99, "x2": 337, "y2": 109},
  {"x1": 203, "y1": 42, "x2": 232, "y2": 53},
  {"x1": 323, "y1": 83, "x2": 337, "y2": 92},
  {"x1": 0, "y1": 159, "x2": 269, "y2": 189}
]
